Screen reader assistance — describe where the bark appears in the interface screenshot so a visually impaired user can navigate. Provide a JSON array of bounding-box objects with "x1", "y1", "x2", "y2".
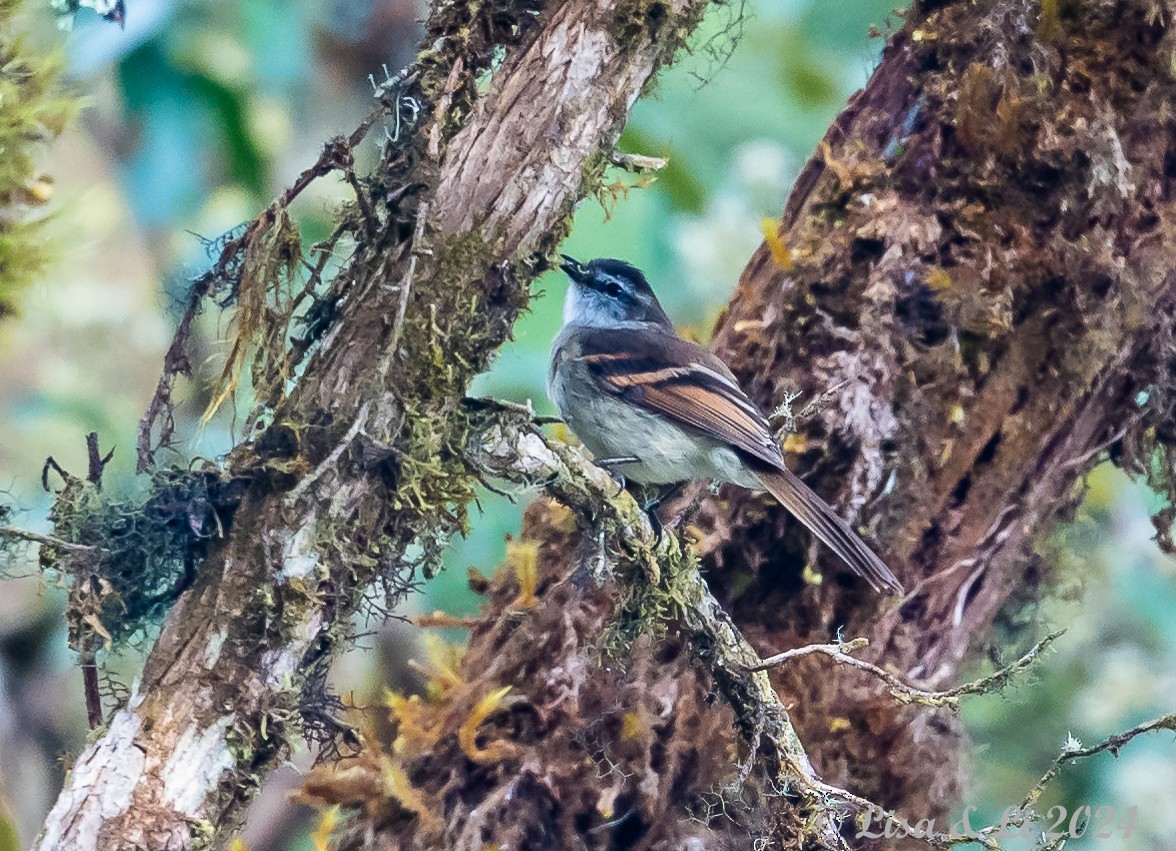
[
  {"x1": 33, "y1": 0, "x2": 1176, "y2": 849},
  {"x1": 704, "y1": 0, "x2": 1176, "y2": 826},
  {"x1": 33, "y1": 0, "x2": 710, "y2": 847},
  {"x1": 297, "y1": 0, "x2": 1176, "y2": 848}
]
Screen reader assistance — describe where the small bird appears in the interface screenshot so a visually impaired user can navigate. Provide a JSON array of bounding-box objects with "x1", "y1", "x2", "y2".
[{"x1": 547, "y1": 255, "x2": 903, "y2": 596}]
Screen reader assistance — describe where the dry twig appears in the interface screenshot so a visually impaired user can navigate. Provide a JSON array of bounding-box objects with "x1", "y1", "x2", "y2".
[{"x1": 753, "y1": 631, "x2": 1064, "y2": 709}]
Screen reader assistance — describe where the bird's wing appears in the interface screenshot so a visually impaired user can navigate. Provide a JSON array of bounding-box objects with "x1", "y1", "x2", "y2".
[
  {"x1": 570, "y1": 326, "x2": 905, "y2": 596},
  {"x1": 572, "y1": 326, "x2": 785, "y2": 468}
]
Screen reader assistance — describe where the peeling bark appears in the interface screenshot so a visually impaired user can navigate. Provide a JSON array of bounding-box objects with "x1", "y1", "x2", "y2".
[
  {"x1": 306, "y1": 0, "x2": 1176, "y2": 848},
  {"x1": 34, "y1": 0, "x2": 710, "y2": 847}
]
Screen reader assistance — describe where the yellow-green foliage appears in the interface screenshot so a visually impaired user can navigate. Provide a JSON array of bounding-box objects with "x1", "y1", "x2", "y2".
[
  {"x1": 0, "y1": 0, "x2": 76, "y2": 317},
  {"x1": 0, "y1": 781, "x2": 16, "y2": 851}
]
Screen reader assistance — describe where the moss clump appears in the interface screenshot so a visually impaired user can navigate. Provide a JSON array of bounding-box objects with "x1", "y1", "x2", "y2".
[
  {"x1": 610, "y1": 0, "x2": 713, "y2": 65},
  {"x1": 0, "y1": 0, "x2": 77, "y2": 317},
  {"x1": 201, "y1": 208, "x2": 305, "y2": 425},
  {"x1": 415, "y1": 0, "x2": 546, "y2": 143},
  {"x1": 44, "y1": 465, "x2": 247, "y2": 648},
  {"x1": 612, "y1": 0, "x2": 672, "y2": 46},
  {"x1": 602, "y1": 541, "x2": 689, "y2": 656}
]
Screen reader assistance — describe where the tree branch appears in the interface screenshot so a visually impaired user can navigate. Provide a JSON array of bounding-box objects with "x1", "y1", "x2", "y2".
[
  {"x1": 34, "y1": 0, "x2": 713, "y2": 846},
  {"x1": 0, "y1": 526, "x2": 96, "y2": 554},
  {"x1": 753, "y1": 631, "x2": 1064, "y2": 710}
]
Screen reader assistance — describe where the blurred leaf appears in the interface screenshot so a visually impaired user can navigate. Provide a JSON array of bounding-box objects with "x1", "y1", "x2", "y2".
[
  {"x1": 783, "y1": 60, "x2": 838, "y2": 108},
  {"x1": 619, "y1": 128, "x2": 706, "y2": 214},
  {"x1": 118, "y1": 41, "x2": 267, "y2": 223},
  {"x1": 310, "y1": 806, "x2": 339, "y2": 851}
]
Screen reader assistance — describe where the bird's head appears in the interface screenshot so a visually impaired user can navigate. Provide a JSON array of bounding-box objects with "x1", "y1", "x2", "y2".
[{"x1": 558, "y1": 255, "x2": 673, "y2": 330}]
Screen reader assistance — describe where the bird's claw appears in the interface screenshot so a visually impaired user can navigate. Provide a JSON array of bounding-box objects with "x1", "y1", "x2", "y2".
[{"x1": 593, "y1": 456, "x2": 639, "y2": 496}]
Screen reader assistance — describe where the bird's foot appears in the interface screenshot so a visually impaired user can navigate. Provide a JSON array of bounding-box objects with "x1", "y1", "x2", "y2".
[
  {"x1": 636, "y1": 481, "x2": 687, "y2": 545},
  {"x1": 593, "y1": 456, "x2": 639, "y2": 496}
]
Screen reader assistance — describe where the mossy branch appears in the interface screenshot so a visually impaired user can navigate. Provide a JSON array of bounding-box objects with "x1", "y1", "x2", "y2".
[
  {"x1": 465, "y1": 407, "x2": 1148, "y2": 849},
  {"x1": 34, "y1": 0, "x2": 716, "y2": 845},
  {"x1": 466, "y1": 404, "x2": 887, "y2": 844},
  {"x1": 0, "y1": 526, "x2": 98, "y2": 555}
]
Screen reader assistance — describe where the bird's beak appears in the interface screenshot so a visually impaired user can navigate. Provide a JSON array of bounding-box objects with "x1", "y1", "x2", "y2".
[{"x1": 560, "y1": 254, "x2": 586, "y2": 283}]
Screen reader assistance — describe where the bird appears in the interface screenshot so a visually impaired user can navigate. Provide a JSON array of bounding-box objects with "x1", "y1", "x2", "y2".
[{"x1": 547, "y1": 255, "x2": 903, "y2": 596}]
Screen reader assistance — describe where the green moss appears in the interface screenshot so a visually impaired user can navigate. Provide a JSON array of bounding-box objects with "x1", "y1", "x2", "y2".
[
  {"x1": 580, "y1": 148, "x2": 616, "y2": 206},
  {"x1": 415, "y1": 0, "x2": 546, "y2": 144},
  {"x1": 0, "y1": 0, "x2": 77, "y2": 317},
  {"x1": 188, "y1": 821, "x2": 215, "y2": 851},
  {"x1": 612, "y1": 0, "x2": 671, "y2": 46},
  {"x1": 610, "y1": 0, "x2": 712, "y2": 64},
  {"x1": 215, "y1": 716, "x2": 274, "y2": 836},
  {"x1": 590, "y1": 493, "x2": 703, "y2": 659}
]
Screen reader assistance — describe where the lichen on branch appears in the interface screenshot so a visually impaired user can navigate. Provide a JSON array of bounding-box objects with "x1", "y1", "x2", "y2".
[{"x1": 30, "y1": 0, "x2": 721, "y2": 846}]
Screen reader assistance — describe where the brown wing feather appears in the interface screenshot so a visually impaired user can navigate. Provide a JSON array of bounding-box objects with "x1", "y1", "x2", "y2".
[
  {"x1": 575, "y1": 328, "x2": 783, "y2": 467},
  {"x1": 629, "y1": 380, "x2": 783, "y2": 467},
  {"x1": 568, "y1": 326, "x2": 904, "y2": 595}
]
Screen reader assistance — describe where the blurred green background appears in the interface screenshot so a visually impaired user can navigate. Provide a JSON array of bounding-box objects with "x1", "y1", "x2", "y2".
[{"x1": 0, "y1": 0, "x2": 1173, "y2": 848}]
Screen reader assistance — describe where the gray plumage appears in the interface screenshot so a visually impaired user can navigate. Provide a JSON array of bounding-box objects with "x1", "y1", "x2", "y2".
[{"x1": 548, "y1": 255, "x2": 904, "y2": 596}]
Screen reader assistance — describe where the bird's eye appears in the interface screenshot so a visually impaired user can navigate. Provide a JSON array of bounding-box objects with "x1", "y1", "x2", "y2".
[{"x1": 601, "y1": 280, "x2": 624, "y2": 298}]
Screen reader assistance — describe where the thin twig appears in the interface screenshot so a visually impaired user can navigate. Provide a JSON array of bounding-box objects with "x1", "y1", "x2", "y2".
[
  {"x1": 0, "y1": 526, "x2": 96, "y2": 554},
  {"x1": 1018, "y1": 712, "x2": 1176, "y2": 814},
  {"x1": 85, "y1": 433, "x2": 114, "y2": 487},
  {"x1": 343, "y1": 168, "x2": 378, "y2": 237},
  {"x1": 81, "y1": 652, "x2": 102, "y2": 729},
  {"x1": 136, "y1": 73, "x2": 412, "y2": 472},
  {"x1": 933, "y1": 712, "x2": 1176, "y2": 848},
  {"x1": 608, "y1": 151, "x2": 668, "y2": 172},
  {"x1": 285, "y1": 401, "x2": 372, "y2": 506},
  {"x1": 388, "y1": 202, "x2": 429, "y2": 356},
  {"x1": 414, "y1": 613, "x2": 482, "y2": 628},
  {"x1": 753, "y1": 631, "x2": 1064, "y2": 710}
]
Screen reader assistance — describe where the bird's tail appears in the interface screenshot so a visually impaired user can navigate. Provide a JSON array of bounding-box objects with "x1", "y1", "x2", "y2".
[{"x1": 754, "y1": 466, "x2": 904, "y2": 596}]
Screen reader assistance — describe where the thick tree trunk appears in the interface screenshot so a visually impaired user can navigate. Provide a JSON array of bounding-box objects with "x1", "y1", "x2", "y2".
[
  {"x1": 33, "y1": 0, "x2": 1176, "y2": 849},
  {"x1": 705, "y1": 0, "x2": 1176, "y2": 825},
  {"x1": 301, "y1": 0, "x2": 1176, "y2": 848},
  {"x1": 33, "y1": 0, "x2": 710, "y2": 847}
]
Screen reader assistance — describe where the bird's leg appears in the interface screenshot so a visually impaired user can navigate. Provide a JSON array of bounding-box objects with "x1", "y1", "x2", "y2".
[
  {"x1": 592, "y1": 455, "x2": 640, "y2": 494},
  {"x1": 642, "y1": 481, "x2": 685, "y2": 514},
  {"x1": 634, "y1": 481, "x2": 687, "y2": 544}
]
